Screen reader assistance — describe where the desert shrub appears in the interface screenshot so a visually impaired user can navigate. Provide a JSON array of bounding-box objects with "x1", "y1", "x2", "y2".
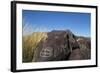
[{"x1": 22, "y1": 32, "x2": 47, "y2": 62}]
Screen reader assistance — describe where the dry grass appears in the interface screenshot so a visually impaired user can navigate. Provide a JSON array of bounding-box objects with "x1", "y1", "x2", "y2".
[{"x1": 22, "y1": 32, "x2": 47, "y2": 62}]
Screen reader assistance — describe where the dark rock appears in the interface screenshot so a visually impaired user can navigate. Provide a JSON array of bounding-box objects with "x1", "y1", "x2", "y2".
[
  {"x1": 32, "y1": 30, "x2": 91, "y2": 62},
  {"x1": 68, "y1": 48, "x2": 91, "y2": 60},
  {"x1": 68, "y1": 37, "x2": 91, "y2": 60},
  {"x1": 76, "y1": 38, "x2": 91, "y2": 59},
  {"x1": 68, "y1": 49, "x2": 82, "y2": 60}
]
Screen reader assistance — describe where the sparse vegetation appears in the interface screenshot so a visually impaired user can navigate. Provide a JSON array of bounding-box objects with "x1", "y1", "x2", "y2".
[{"x1": 22, "y1": 32, "x2": 47, "y2": 62}]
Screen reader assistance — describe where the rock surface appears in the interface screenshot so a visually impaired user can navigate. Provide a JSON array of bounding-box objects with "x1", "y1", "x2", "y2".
[{"x1": 32, "y1": 30, "x2": 91, "y2": 62}]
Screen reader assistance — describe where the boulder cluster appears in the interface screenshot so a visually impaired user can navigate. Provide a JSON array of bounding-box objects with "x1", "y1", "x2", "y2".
[{"x1": 32, "y1": 30, "x2": 91, "y2": 62}]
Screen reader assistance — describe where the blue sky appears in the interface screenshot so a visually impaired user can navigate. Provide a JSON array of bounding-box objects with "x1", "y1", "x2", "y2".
[{"x1": 22, "y1": 10, "x2": 91, "y2": 37}]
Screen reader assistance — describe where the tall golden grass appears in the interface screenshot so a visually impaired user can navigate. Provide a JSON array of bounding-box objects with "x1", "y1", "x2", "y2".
[{"x1": 22, "y1": 32, "x2": 47, "y2": 62}]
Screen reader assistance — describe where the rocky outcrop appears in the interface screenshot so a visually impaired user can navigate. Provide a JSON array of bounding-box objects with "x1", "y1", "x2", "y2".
[{"x1": 32, "y1": 30, "x2": 91, "y2": 62}]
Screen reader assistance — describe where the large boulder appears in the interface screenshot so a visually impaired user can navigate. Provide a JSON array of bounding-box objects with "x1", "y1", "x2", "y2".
[{"x1": 32, "y1": 30, "x2": 79, "y2": 62}]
